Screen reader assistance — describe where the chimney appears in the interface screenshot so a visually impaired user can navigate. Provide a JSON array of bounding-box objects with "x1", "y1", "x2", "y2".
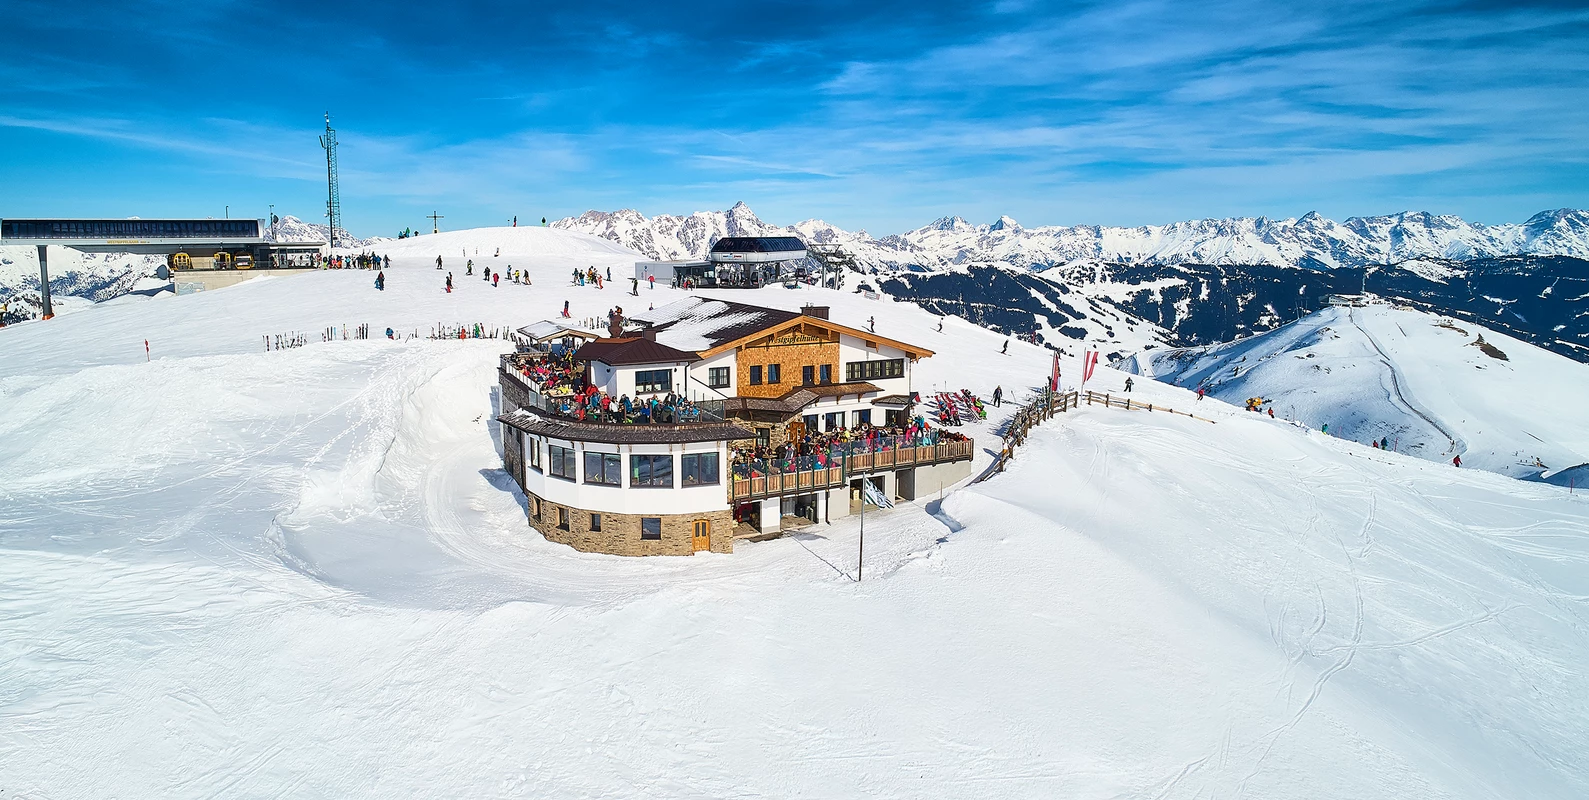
[
  {"x1": 640, "y1": 328, "x2": 657, "y2": 341},
  {"x1": 801, "y1": 304, "x2": 830, "y2": 320}
]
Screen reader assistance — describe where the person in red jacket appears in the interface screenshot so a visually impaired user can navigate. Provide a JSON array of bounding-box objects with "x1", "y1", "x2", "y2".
[{"x1": 1453, "y1": 455, "x2": 1462, "y2": 467}]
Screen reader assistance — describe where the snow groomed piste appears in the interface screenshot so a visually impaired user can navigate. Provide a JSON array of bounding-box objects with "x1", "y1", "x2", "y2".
[{"x1": 1, "y1": 225, "x2": 1587, "y2": 798}]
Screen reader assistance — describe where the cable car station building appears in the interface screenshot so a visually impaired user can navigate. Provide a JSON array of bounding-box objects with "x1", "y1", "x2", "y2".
[
  {"x1": 1, "y1": 218, "x2": 326, "y2": 270},
  {"x1": 496, "y1": 297, "x2": 974, "y2": 556}
]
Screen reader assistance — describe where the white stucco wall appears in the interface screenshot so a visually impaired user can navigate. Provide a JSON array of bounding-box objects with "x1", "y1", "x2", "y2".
[
  {"x1": 836, "y1": 333, "x2": 913, "y2": 397},
  {"x1": 685, "y1": 351, "x2": 738, "y2": 401},
  {"x1": 520, "y1": 434, "x2": 732, "y2": 516}
]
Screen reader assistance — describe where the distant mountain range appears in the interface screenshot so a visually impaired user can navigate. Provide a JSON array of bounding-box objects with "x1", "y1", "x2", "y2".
[
  {"x1": 554, "y1": 203, "x2": 1589, "y2": 363},
  {"x1": 269, "y1": 216, "x2": 384, "y2": 249},
  {"x1": 554, "y1": 202, "x2": 1589, "y2": 275}
]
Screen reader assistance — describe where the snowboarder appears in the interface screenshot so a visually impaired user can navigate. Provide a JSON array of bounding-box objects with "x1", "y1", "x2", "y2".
[
  {"x1": 383, "y1": 255, "x2": 391, "y2": 269},
  {"x1": 386, "y1": 327, "x2": 394, "y2": 339},
  {"x1": 1124, "y1": 377, "x2": 1134, "y2": 393},
  {"x1": 1453, "y1": 455, "x2": 1462, "y2": 467},
  {"x1": 992, "y1": 386, "x2": 1003, "y2": 407},
  {"x1": 1380, "y1": 436, "x2": 1389, "y2": 449},
  {"x1": 1268, "y1": 407, "x2": 1275, "y2": 418},
  {"x1": 1322, "y1": 423, "x2": 1329, "y2": 435},
  {"x1": 466, "y1": 259, "x2": 473, "y2": 275},
  {"x1": 435, "y1": 255, "x2": 443, "y2": 270},
  {"x1": 375, "y1": 271, "x2": 385, "y2": 291}
]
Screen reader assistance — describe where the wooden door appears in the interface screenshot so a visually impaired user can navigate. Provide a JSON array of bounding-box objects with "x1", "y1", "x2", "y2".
[
  {"x1": 692, "y1": 520, "x2": 711, "y2": 552},
  {"x1": 788, "y1": 420, "x2": 805, "y2": 442}
]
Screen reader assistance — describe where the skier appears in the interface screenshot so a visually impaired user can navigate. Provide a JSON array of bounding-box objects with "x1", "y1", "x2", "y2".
[
  {"x1": 937, "y1": 320, "x2": 943, "y2": 333},
  {"x1": 1268, "y1": 407, "x2": 1275, "y2": 418},
  {"x1": 992, "y1": 385, "x2": 1003, "y2": 407},
  {"x1": 513, "y1": 216, "x2": 518, "y2": 227},
  {"x1": 1124, "y1": 377, "x2": 1134, "y2": 393},
  {"x1": 867, "y1": 316, "x2": 875, "y2": 332},
  {"x1": 1380, "y1": 436, "x2": 1389, "y2": 449},
  {"x1": 606, "y1": 266, "x2": 612, "y2": 282},
  {"x1": 383, "y1": 255, "x2": 391, "y2": 269},
  {"x1": 542, "y1": 217, "x2": 547, "y2": 226},
  {"x1": 1196, "y1": 387, "x2": 1205, "y2": 401},
  {"x1": 631, "y1": 277, "x2": 639, "y2": 296},
  {"x1": 445, "y1": 273, "x2": 453, "y2": 292},
  {"x1": 375, "y1": 271, "x2": 385, "y2": 291},
  {"x1": 386, "y1": 327, "x2": 394, "y2": 340},
  {"x1": 493, "y1": 271, "x2": 500, "y2": 287},
  {"x1": 1001, "y1": 340, "x2": 1008, "y2": 355},
  {"x1": 466, "y1": 259, "x2": 473, "y2": 275},
  {"x1": 495, "y1": 248, "x2": 500, "y2": 257},
  {"x1": 648, "y1": 274, "x2": 655, "y2": 290},
  {"x1": 436, "y1": 255, "x2": 443, "y2": 270},
  {"x1": 1452, "y1": 455, "x2": 1462, "y2": 467},
  {"x1": 562, "y1": 300, "x2": 571, "y2": 318},
  {"x1": 1322, "y1": 423, "x2": 1329, "y2": 435}
]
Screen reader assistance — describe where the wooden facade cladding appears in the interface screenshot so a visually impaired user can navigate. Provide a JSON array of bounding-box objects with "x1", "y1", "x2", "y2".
[{"x1": 735, "y1": 325, "x2": 842, "y2": 399}]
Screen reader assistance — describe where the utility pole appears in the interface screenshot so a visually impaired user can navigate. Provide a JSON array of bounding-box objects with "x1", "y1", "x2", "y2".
[
  {"x1": 319, "y1": 113, "x2": 343, "y2": 249},
  {"x1": 857, "y1": 476, "x2": 866, "y2": 582},
  {"x1": 269, "y1": 204, "x2": 275, "y2": 240},
  {"x1": 36, "y1": 246, "x2": 54, "y2": 320},
  {"x1": 428, "y1": 211, "x2": 444, "y2": 234},
  {"x1": 225, "y1": 205, "x2": 229, "y2": 219}
]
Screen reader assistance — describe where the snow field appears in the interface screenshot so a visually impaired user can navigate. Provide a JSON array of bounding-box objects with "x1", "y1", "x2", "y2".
[{"x1": 2, "y1": 226, "x2": 1586, "y2": 797}]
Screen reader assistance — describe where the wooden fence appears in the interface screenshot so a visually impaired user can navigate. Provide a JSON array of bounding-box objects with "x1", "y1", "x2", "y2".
[{"x1": 981, "y1": 386, "x2": 1214, "y2": 480}]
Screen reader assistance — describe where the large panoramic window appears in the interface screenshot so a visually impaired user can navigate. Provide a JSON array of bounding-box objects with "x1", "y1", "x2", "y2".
[
  {"x1": 707, "y1": 367, "x2": 730, "y2": 389},
  {"x1": 680, "y1": 453, "x2": 719, "y2": 486},
  {"x1": 845, "y1": 358, "x2": 905, "y2": 382},
  {"x1": 548, "y1": 445, "x2": 577, "y2": 480},
  {"x1": 630, "y1": 454, "x2": 673, "y2": 488},
  {"x1": 634, "y1": 368, "x2": 672, "y2": 394},
  {"x1": 584, "y1": 452, "x2": 622, "y2": 486}
]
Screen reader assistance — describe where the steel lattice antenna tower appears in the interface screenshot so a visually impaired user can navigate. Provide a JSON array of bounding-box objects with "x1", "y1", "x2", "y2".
[{"x1": 319, "y1": 113, "x2": 342, "y2": 249}]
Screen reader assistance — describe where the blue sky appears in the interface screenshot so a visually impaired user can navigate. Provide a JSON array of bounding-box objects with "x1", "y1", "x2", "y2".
[{"x1": 4, "y1": 0, "x2": 1587, "y2": 236}]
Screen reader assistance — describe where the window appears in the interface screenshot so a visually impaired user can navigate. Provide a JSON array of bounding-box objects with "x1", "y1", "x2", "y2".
[
  {"x1": 630, "y1": 454, "x2": 674, "y2": 487},
  {"x1": 823, "y1": 412, "x2": 842, "y2": 432},
  {"x1": 845, "y1": 358, "x2": 905, "y2": 382},
  {"x1": 820, "y1": 364, "x2": 833, "y2": 384},
  {"x1": 558, "y1": 506, "x2": 570, "y2": 531},
  {"x1": 641, "y1": 517, "x2": 662, "y2": 540},
  {"x1": 802, "y1": 414, "x2": 819, "y2": 433},
  {"x1": 532, "y1": 497, "x2": 541, "y2": 519},
  {"x1": 802, "y1": 365, "x2": 815, "y2": 385},
  {"x1": 852, "y1": 409, "x2": 872, "y2": 427},
  {"x1": 707, "y1": 367, "x2": 730, "y2": 388},
  {"x1": 548, "y1": 445, "x2": 577, "y2": 480},
  {"x1": 681, "y1": 452, "x2": 719, "y2": 486},
  {"x1": 590, "y1": 513, "x2": 602, "y2": 532},
  {"x1": 749, "y1": 365, "x2": 762, "y2": 385},
  {"x1": 634, "y1": 368, "x2": 672, "y2": 394},
  {"x1": 767, "y1": 364, "x2": 781, "y2": 384},
  {"x1": 584, "y1": 452, "x2": 622, "y2": 485},
  {"x1": 527, "y1": 435, "x2": 542, "y2": 472}
]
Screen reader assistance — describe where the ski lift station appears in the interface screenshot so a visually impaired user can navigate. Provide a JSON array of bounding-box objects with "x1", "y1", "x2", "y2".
[
  {"x1": 633, "y1": 235, "x2": 808, "y2": 289},
  {"x1": 1, "y1": 218, "x2": 328, "y2": 271}
]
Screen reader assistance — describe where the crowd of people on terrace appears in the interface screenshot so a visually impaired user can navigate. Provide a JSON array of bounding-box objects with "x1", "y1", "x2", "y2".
[
  {"x1": 731, "y1": 420, "x2": 969, "y2": 478},
  {"x1": 506, "y1": 350, "x2": 710, "y2": 425}
]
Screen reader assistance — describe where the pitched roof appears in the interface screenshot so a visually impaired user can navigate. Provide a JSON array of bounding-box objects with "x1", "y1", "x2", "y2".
[
  {"x1": 627, "y1": 297, "x2": 801, "y2": 352},
  {"x1": 516, "y1": 321, "x2": 598, "y2": 343},
  {"x1": 629, "y1": 296, "x2": 935, "y2": 360},
  {"x1": 571, "y1": 337, "x2": 700, "y2": 367},
  {"x1": 497, "y1": 408, "x2": 752, "y2": 444}
]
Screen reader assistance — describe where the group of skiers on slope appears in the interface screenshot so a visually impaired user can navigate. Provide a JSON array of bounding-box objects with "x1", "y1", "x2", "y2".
[{"x1": 572, "y1": 266, "x2": 612, "y2": 288}]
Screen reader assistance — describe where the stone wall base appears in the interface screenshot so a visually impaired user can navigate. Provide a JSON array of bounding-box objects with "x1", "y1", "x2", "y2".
[{"x1": 525, "y1": 493, "x2": 735, "y2": 556}]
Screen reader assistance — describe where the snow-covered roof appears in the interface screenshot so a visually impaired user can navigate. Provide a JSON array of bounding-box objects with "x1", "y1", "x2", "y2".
[
  {"x1": 516, "y1": 321, "x2": 597, "y2": 343},
  {"x1": 628, "y1": 297, "x2": 801, "y2": 353}
]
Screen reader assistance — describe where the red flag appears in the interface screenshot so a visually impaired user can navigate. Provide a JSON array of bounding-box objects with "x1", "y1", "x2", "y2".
[
  {"x1": 1083, "y1": 350, "x2": 1099, "y2": 382},
  {"x1": 1050, "y1": 351, "x2": 1061, "y2": 391}
]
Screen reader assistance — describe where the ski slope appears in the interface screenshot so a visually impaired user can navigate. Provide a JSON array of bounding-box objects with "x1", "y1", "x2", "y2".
[
  {"x1": 1119, "y1": 303, "x2": 1589, "y2": 481},
  {"x1": 2, "y1": 228, "x2": 1586, "y2": 798}
]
